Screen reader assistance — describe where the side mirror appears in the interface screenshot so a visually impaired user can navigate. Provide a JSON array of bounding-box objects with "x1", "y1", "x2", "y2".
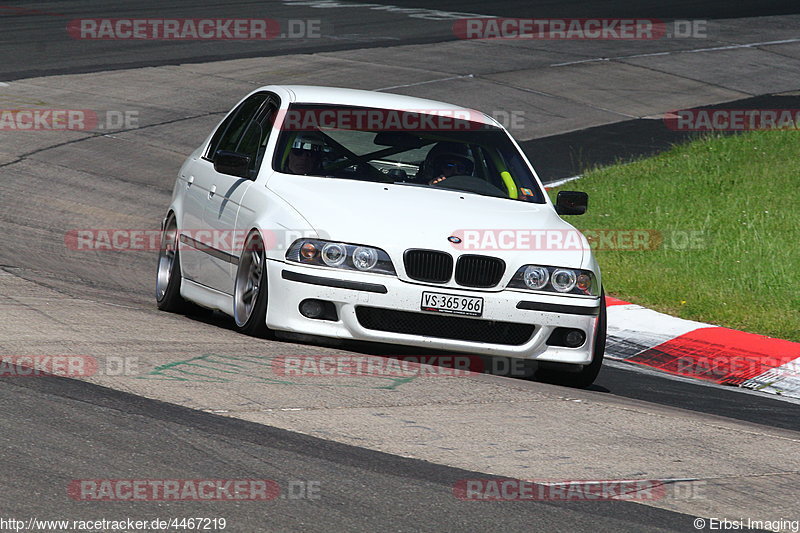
[
  {"x1": 555, "y1": 191, "x2": 588, "y2": 215},
  {"x1": 214, "y1": 150, "x2": 251, "y2": 178}
]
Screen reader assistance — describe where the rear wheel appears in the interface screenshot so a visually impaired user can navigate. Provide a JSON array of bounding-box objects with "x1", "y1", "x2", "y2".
[
  {"x1": 233, "y1": 231, "x2": 273, "y2": 338},
  {"x1": 156, "y1": 213, "x2": 187, "y2": 312},
  {"x1": 535, "y1": 290, "x2": 606, "y2": 389}
]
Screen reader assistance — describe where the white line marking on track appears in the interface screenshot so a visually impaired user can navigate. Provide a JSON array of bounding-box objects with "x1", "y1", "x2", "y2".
[
  {"x1": 280, "y1": 0, "x2": 493, "y2": 21},
  {"x1": 545, "y1": 175, "x2": 582, "y2": 188},
  {"x1": 551, "y1": 38, "x2": 800, "y2": 67},
  {"x1": 376, "y1": 74, "x2": 474, "y2": 91}
]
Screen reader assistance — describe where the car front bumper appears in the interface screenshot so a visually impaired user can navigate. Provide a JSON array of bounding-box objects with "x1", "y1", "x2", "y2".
[{"x1": 266, "y1": 261, "x2": 601, "y2": 365}]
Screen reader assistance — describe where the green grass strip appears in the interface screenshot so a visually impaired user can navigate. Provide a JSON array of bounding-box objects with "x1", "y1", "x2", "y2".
[{"x1": 548, "y1": 129, "x2": 799, "y2": 342}]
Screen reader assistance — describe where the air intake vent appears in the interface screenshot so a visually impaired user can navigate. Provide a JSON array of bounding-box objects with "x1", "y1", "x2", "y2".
[{"x1": 356, "y1": 307, "x2": 535, "y2": 345}]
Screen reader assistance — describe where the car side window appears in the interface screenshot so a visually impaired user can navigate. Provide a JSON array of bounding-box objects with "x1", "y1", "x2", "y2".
[
  {"x1": 205, "y1": 93, "x2": 269, "y2": 161},
  {"x1": 234, "y1": 102, "x2": 277, "y2": 178}
]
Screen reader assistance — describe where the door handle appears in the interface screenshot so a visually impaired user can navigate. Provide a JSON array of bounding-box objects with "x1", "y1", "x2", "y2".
[
  {"x1": 186, "y1": 175, "x2": 194, "y2": 188},
  {"x1": 208, "y1": 185, "x2": 216, "y2": 199}
]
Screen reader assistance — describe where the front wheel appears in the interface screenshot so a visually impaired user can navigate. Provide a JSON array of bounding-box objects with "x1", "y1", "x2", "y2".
[
  {"x1": 535, "y1": 290, "x2": 606, "y2": 389},
  {"x1": 156, "y1": 213, "x2": 187, "y2": 312},
  {"x1": 233, "y1": 231, "x2": 273, "y2": 338}
]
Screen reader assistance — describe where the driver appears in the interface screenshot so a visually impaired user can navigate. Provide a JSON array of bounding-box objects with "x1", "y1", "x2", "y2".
[
  {"x1": 285, "y1": 133, "x2": 325, "y2": 175},
  {"x1": 419, "y1": 142, "x2": 475, "y2": 185}
]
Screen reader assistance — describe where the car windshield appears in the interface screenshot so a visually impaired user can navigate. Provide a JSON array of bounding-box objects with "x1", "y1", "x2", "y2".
[{"x1": 272, "y1": 104, "x2": 546, "y2": 203}]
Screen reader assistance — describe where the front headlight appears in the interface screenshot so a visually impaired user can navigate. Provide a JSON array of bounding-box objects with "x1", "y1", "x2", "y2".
[
  {"x1": 508, "y1": 265, "x2": 598, "y2": 296},
  {"x1": 551, "y1": 269, "x2": 577, "y2": 293},
  {"x1": 321, "y1": 243, "x2": 347, "y2": 267},
  {"x1": 522, "y1": 265, "x2": 549, "y2": 290},
  {"x1": 352, "y1": 247, "x2": 379, "y2": 271},
  {"x1": 287, "y1": 239, "x2": 396, "y2": 275}
]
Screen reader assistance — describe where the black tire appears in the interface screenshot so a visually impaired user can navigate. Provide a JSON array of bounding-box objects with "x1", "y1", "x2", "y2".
[
  {"x1": 156, "y1": 213, "x2": 188, "y2": 312},
  {"x1": 233, "y1": 231, "x2": 274, "y2": 338},
  {"x1": 535, "y1": 290, "x2": 606, "y2": 389}
]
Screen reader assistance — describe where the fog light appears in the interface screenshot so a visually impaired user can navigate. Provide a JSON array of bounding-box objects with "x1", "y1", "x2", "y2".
[
  {"x1": 300, "y1": 299, "x2": 324, "y2": 318},
  {"x1": 565, "y1": 330, "x2": 586, "y2": 347},
  {"x1": 546, "y1": 327, "x2": 587, "y2": 348},
  {"x1": 299, "y1": 299, "x2": 338, "y2": 321}
]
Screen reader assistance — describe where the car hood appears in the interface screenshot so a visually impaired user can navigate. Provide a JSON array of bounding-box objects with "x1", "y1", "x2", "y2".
[{"x1": 268, "y1": 174, "x2": 587, "y2": 269}]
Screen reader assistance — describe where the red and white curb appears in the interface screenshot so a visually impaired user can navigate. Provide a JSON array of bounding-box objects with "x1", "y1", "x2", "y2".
[{"x1": 605, "y1": 297, "x2": 800, "y2": 399}]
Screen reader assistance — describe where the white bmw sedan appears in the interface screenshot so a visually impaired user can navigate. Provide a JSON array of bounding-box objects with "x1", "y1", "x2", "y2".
[{"x1": 157, "y1": 85, "x2": 606, "y2": 387}]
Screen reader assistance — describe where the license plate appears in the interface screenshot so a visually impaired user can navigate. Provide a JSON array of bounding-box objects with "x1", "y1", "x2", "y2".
[{"x1": 420, "y1": 291, "x2": 483, "y2": 317}]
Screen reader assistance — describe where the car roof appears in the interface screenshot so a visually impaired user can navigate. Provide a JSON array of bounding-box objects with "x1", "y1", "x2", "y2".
[{"x1": 261, "y1": 85, "x2": 498, "y2": 127}]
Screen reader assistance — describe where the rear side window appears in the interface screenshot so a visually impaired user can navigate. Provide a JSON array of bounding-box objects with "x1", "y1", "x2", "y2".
[
  {"x1": 236, "y1": 103, "x2": 277, "y2": 177},
  {"x1": 205, "y1": 93, "x2": 269, "y2": 160}
]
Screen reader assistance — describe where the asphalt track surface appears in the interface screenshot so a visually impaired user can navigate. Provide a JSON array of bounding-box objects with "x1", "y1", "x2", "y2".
[
  {"x1": 523, "y1": 93, "x2": 800, "y2": 180},
  {"x1": 0, "y1": 0, "x2": 796, "y2": 80},
  {"x1": 1, "y1": 1, "x2": 799, "y2": 531},
  {"x1": 0, "y1": 372, "x2": 702, "y2": 532}
]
